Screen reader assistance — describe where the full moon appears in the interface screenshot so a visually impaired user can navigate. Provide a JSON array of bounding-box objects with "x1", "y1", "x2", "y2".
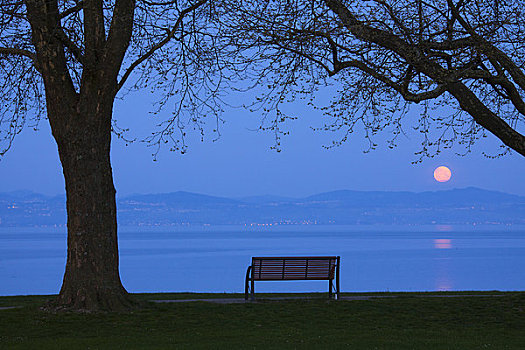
[{"x1": 434, "y1": 166, "x2": 452, "y2": 182}]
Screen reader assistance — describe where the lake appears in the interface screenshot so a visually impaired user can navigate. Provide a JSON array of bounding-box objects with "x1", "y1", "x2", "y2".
[{"x1": 1, "y1": 225, "x2": 524, "y2": 296}]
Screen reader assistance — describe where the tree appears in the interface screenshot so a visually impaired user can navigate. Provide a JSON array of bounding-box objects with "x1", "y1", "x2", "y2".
[
  {"x1": 228, "y1": 0, "x2": 525, "y2": 158},
  {"x1": 0, "y1": 0, "x2": 234, "y2": 311}
]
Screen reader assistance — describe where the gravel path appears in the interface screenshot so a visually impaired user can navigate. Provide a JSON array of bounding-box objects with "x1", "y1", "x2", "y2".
[
  {"x1": 150, "y1": 294, "x2": 504, "y2": 304},
  {"x1": 0, "y1": 306, "x2": 20, "y2": 310}
]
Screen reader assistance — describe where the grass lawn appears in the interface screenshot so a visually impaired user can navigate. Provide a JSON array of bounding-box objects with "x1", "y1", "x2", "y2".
[{"x1": 0, "y1": 292, "x2": 524, "y2": 349}]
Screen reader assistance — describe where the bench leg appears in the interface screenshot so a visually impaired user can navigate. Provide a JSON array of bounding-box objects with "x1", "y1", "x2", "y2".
[
  {"x1": 328, "y1": 280, "x2": 333, "y2": 299},
  {"x1": 245, "y1": 266, "x2": 252, "y2": 301},
  {"x1": 336, "y1": 273, "x2": 340, "y2": 300},
  {"x1": 336, "y1": 256, "x2": 340, "y2": 300},
  {"x1": 250, "y1": 278, "x2": 255, "y2": 301}
]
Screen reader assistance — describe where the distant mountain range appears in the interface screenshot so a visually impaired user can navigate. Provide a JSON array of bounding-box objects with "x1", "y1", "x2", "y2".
[{"x1": 1, "y1": 187, "x2": 524, "y2": 227}]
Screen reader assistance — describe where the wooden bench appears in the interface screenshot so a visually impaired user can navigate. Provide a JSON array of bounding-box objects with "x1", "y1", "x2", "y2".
[{"x1": 245, "y1": 256, "x2": 340, "y2": 300}]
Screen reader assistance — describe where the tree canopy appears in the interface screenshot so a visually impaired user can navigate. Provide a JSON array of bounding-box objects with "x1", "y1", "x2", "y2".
[
  {"x1": 2, "y1": 1, "x2": 525, "y2": 158},
  {"x1": 226, "y1": 0, "x2": 525, "y2": 158}
]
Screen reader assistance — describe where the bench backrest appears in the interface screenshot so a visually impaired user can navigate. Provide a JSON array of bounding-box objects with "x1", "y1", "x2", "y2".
[{"x1": 251, "y1": 256, "x2": 339, "y2": 281}]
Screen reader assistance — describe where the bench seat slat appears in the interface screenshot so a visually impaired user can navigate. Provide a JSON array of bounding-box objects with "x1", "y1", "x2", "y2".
[{"x1": 251, "y1": 256, "x2": 338, "y2": 281}]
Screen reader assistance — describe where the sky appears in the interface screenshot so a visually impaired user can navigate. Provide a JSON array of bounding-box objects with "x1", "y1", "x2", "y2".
[{"x1": 1, "y1": 88, "x2": 524, "y2": 198}]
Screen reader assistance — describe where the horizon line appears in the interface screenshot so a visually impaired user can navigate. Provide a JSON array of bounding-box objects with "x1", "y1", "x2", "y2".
[{"x1": 2, "y1": 186, "x2": 524, "y2": 199}]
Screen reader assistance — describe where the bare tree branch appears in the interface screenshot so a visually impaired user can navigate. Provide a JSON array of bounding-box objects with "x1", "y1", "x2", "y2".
[
  {"x1": 53, "y1": 29, "x2": 85, "y2": 65},
  {"x1": 447, "y1": 0, "x2": 525, "y2": 92},
  {"x1": 59, "y1": 1, "x2": 84, "y2": 19},
  {"x1": 337, "y1": 59, "x2": 449, "y2": 102},
  {"x1": 117, "y1": 0, "x2": 208, "y2": 91},
  {"x1": 0, "y1": 46, "x2": 36, "y2": 61}
]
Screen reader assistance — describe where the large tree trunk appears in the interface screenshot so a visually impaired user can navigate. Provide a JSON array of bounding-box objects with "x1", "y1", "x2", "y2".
[
  {"x1": 25, "y1": 0, "x2": 137, "y2": 312},
  {"x1": 44, "y1": 90, "x2": 134, "y2": 312}
]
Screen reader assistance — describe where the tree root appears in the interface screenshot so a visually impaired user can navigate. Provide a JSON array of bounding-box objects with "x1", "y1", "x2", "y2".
[{"x1": 41, "y1": 287, "x2": 142, "y2": 313}]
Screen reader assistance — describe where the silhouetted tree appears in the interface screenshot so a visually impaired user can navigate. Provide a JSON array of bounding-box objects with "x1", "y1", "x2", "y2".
[
  {"x1": 228, "y1": 0, "x2": 525, "y2": 158},
  {"x1": 0, "y1": 0, "x2": 236, "y2": 311}
]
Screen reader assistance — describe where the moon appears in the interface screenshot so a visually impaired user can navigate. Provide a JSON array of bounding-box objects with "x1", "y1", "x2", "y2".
[{"x1": 434, "y1": 166, "x2": 452, "y2": 182}]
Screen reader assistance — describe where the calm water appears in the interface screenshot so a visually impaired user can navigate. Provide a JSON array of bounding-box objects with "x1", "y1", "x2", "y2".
[{"x1": 1, "y1": 226, "x2": 525, "y2": 296}]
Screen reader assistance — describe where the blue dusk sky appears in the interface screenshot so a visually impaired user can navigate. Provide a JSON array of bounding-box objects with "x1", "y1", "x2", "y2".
[{"x1": 1, "y1": 88, "x2": 524, "y2": 198}]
